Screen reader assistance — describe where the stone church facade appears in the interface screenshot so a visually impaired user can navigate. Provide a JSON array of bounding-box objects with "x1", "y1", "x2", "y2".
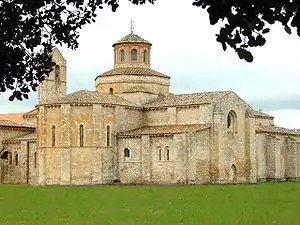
[{"x1": 1, "y1": 32, "x2": 300, "y2": 186}]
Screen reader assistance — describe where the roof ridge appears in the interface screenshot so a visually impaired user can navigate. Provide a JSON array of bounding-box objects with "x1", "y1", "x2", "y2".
[
  {"x1": 41, "y1": 89, "x2": 138, "y2": 107},
  {"x1": 173, "y1": 90, "x2": 232, "y2": 96}
]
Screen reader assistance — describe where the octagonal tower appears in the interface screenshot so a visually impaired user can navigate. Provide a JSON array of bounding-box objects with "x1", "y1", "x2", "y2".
[
  {"x1": 95, "y1": 31, "x2": 170, "y2": 105},
  {"x1": 113, "y1": 33, "x2": 151, "y2": 68}
]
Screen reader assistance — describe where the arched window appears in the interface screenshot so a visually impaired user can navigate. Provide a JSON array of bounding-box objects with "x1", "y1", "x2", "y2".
[
  {"x1": 124, "y1": 148, "x2": 130, "y2": 158},
  {"x1": 131, "y1": 49, "x2": 137, "y2": 61},
  {"x1": 165, "y1": 146, "x2": 170, "y2": 161},
  {"x1": 120, "y1": 49, "x2": 125, "y2": 62},
  {"x1": 15, "y1": 152, "x2": 18, "y2": 166},
  {"x1": 109, "y1": 88, "x2": 113, "y2": 95},
  {"x1": 143, "y1": 50, "x2": 147, "y2": 63},
  {"x1": 51, "y1": 125, "x2": 56, "y2": 147},
  {"x1": 34, "y1": 152, "x2": 37, "y2": 168},
  {"x1": 55, "y1": 65, "x2": 60, "y2": 83},
  {"x1": 157, "y1": 146, "x2": 162, "y2": 161},
  {"x1": 106, "y1": 125, "x2": 111, "y2": 147},
  {"x1": 227, "y1": 110, "x2": 238, "y2": 133},
  {"x1": 8, "y1": 152, "x2": 12, "y2": 165},
  {"x1": 79, "y1": 125, "x2": 84, "y2": 147}
]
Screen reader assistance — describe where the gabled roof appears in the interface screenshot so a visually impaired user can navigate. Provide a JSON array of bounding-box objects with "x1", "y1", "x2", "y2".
[
  {"x1": 0, "y1": 120, "x2": 35, "y2": 129},
  {"x1": 97, "y1": 66, "x2": 170, "y2": 79},
  {"x1": 118, "y1": 124, "x2": 211, "y2": 137},
  {"x1": 144, "y1": 91, "x2": 231, "y2": 108},
  {"x1": 0, "y1": 113, "x2": 25, "y2": 124},
  {"x1": 41, "y1": 90, "x2": 137, "y2": 107},
  {"x1": 23, "y1": 109, "x2": 37, "y2": 117},
  {"x1": 247, "y1": 109, "x2": 274, "y2": 119},
  {"x1": 3, "y1": 132, "x2": 36, "y2": 143},
  {"x1": 256, "y1": 125, "x2": 300, "y2": 136},
  {"x1": 113, "y1": 33, "x2": 151, "y2": 47}
]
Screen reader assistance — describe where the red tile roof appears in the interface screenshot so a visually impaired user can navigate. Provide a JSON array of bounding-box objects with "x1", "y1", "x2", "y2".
[
  {"x1": 0, "y1": 113, "x2": 25, "y2": 124},
  {"x1": 97, "y1": 66, "x2": 170, "y2": 79},
  {"x1": 256, "y1": 125, "x2": 300, "y2": 136},
  {"x1": 144, "y1": 91, "x2": 231, "y2": 108}
]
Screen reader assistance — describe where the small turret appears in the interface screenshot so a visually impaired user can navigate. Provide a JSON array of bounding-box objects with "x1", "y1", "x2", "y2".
[
  {"x1": 38, "y1": 47, "x2": 67, "y2": 104},
  {"x1": 112, "y1": 32, "x2": 152, "y2": 68}
]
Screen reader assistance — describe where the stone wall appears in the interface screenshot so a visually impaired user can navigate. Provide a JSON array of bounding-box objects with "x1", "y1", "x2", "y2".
[
  {"x1": 0, "y1": 141, "x2": 37, "y2": 184},
  {"x1": 95, "y1": 74, "x2": 170, "y2": 96},
  {"x1": 117, "y1": 129, "x2": 211, "y2": 185},
  {"x1": 213, "y1": 92, "x2": 251, "y2": 183},
  {"x1": 37, "y1": 104, "x2": 119, "y2": 185},
  {"x1": 115, "y1": 107, "x2": 143, "y2": 132},
  {"x1": 0, "y1": 128, "x2": 32, "y2": 151},
  {"x1": 256, "y1": 133, "x2": 300, "y2": 181},
  {"x1": 150, "y1": 135, "x2": 178, "y2": 184},
  {"x1": 144, "y1": 105, "x2": 213, "y2": 127},
  {"x1": 116, "y1": 92, "x2": 159, "y2": 106},
  {"x1": 117, "y1": 135, "x2": 182, "y2": 184},
  {"x1": 0, "y1": 142, "x2": 21, "y2": 183},
  {"x1": 38, "y1": 48, "x2": 67, "y2": 104},
  {"x1": 177, "y1": 105, "x2": 212, "y2": 125},
  {"x1": 144, "y1": 109, "x2": 168, "y2": 126},
  {"x1": 187, "y1": 129, "x2": 211, "y2": 184},
  {"x1": 24, "y1": 115, "x2": 37, "y2": 126}
]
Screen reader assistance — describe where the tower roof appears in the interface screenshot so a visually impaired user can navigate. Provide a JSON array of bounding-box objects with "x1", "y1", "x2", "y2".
[
  {"x1": 96, "y1": 66, "x2": 170, "y2": 79},
  {"x1": 112, "y1": 33, "x2": 151, "y2": 47}
]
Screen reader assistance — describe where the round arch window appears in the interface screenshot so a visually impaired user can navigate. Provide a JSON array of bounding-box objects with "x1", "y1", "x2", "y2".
[
  {"x1": 131, "y1": 49, "x2": 137, "y2": 61},
  {"x1": 227, "y1": 110, "x2": 238, "y2": 133},
  {"x1": 120, "y1": 49, "x2": 125, "y2": 62}
]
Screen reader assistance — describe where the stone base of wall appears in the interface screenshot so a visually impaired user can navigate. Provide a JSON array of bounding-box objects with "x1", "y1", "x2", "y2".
[{"x1": 258, "y1": 177, "x2": 300, "y2": 182}]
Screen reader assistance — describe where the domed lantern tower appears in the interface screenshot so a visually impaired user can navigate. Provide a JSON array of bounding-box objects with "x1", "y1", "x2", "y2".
[
  {"x1": 113, "y1": 32, "x2": 152, "y2": 68},
  {"x1": 95, "y1": 28, "x2": 170, "y2": 105}
]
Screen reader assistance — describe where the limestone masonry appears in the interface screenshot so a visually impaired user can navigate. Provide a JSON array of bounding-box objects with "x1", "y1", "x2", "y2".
[{"x1": 1, "y1": 32, "x2": 300, "y2": 185}]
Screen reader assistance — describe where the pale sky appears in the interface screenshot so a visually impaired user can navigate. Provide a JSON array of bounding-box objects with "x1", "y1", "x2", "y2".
[{"x1": 0, "y1": 0, "x2": 299, "y2": 128}]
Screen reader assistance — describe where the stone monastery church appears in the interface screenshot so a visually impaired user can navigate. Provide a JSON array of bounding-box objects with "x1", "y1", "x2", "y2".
[{"x1": 1, "y1": 31, "x2": 300, "y2": 186}]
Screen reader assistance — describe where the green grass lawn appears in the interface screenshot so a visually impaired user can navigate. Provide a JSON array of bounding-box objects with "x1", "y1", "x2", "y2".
[{"x1": 0, "y1": 183, "x2": 300, "y2": 225}]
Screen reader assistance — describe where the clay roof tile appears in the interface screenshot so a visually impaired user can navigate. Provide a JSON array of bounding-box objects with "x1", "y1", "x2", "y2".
[{"x1": 113, "y1": 33, "x2": 151, "y2": 46}]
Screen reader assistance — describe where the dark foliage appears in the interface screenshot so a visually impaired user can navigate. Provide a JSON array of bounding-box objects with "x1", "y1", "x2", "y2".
[
  {"x1": 1, "y1": 0, "x2": 299, "y2": 100},
  {"x1": 0, "y1": 0, "x2": 155, "y2": 101},
  {"x1": 193, "y1": 0, "x2": 300, "y2": 62}
]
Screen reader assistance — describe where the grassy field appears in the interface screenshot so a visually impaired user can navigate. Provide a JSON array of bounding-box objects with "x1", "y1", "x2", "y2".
[{"x1": 0, "y1": 183, "x2": 300, "y2": 225}]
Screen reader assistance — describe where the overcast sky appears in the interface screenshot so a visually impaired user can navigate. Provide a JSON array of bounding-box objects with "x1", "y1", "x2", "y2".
[{"x1": 0, "y1": 0, "x2": 299, "y2": 128}]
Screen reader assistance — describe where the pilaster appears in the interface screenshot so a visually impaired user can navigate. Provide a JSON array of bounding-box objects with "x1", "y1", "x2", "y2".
[
  {"x1": 60, "y1": 104, "x2": 71, "y2": 184},
  {"x1": 20, "y1": 141, "x2": 28, "y2": 184},
  {"x1": 248, "y1": 117, "x2": 257, "y2": 183},
  {"x1": 38, "y1": 106, "x2": 46, "y2": 185},
  {"x1": 91, "y1": 104, "x2": 102, "y2": 184},
  {"x1": 141, "y1": 135, "x2": 151, "y2": 182}
]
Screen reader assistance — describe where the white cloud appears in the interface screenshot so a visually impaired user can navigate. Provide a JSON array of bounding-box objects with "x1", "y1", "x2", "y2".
[{"x1": 268, "y1": 110, "x2": 300, "y2": 129}]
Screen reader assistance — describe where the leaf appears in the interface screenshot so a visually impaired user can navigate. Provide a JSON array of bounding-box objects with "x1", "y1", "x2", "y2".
[
  {"x1": 284, "y1": 26, "x2": 292, "y2": 35},
  {"x1": 222, "y1": 42, "x2": 227, "y2": 51},
  {"x1": 234, "y1": 31, "x2": 242, "y2": 43},
  {"x1": 256, "y1": 35, "x2": 266, "y2": 46},
  {"x1": 23, "y1": 94, "x2": 29, "y2": 99},
  {"x1": 262, "y1": 28, "x2": 270, "y2": 34},
  {"x1": 209, "y1": 14, "x2": 219, "y2": 25},
  {"x1": 9, "y1": 95, "x2": 15, "y2": 101},
  {"x1": 236, "y1": 48, "x2": 253, "y2": 63}
]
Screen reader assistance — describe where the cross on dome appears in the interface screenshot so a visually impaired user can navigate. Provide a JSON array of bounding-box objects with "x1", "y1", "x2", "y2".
[{"x1": 130, "y1": 18, "x2": 134, "y2": 34}]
